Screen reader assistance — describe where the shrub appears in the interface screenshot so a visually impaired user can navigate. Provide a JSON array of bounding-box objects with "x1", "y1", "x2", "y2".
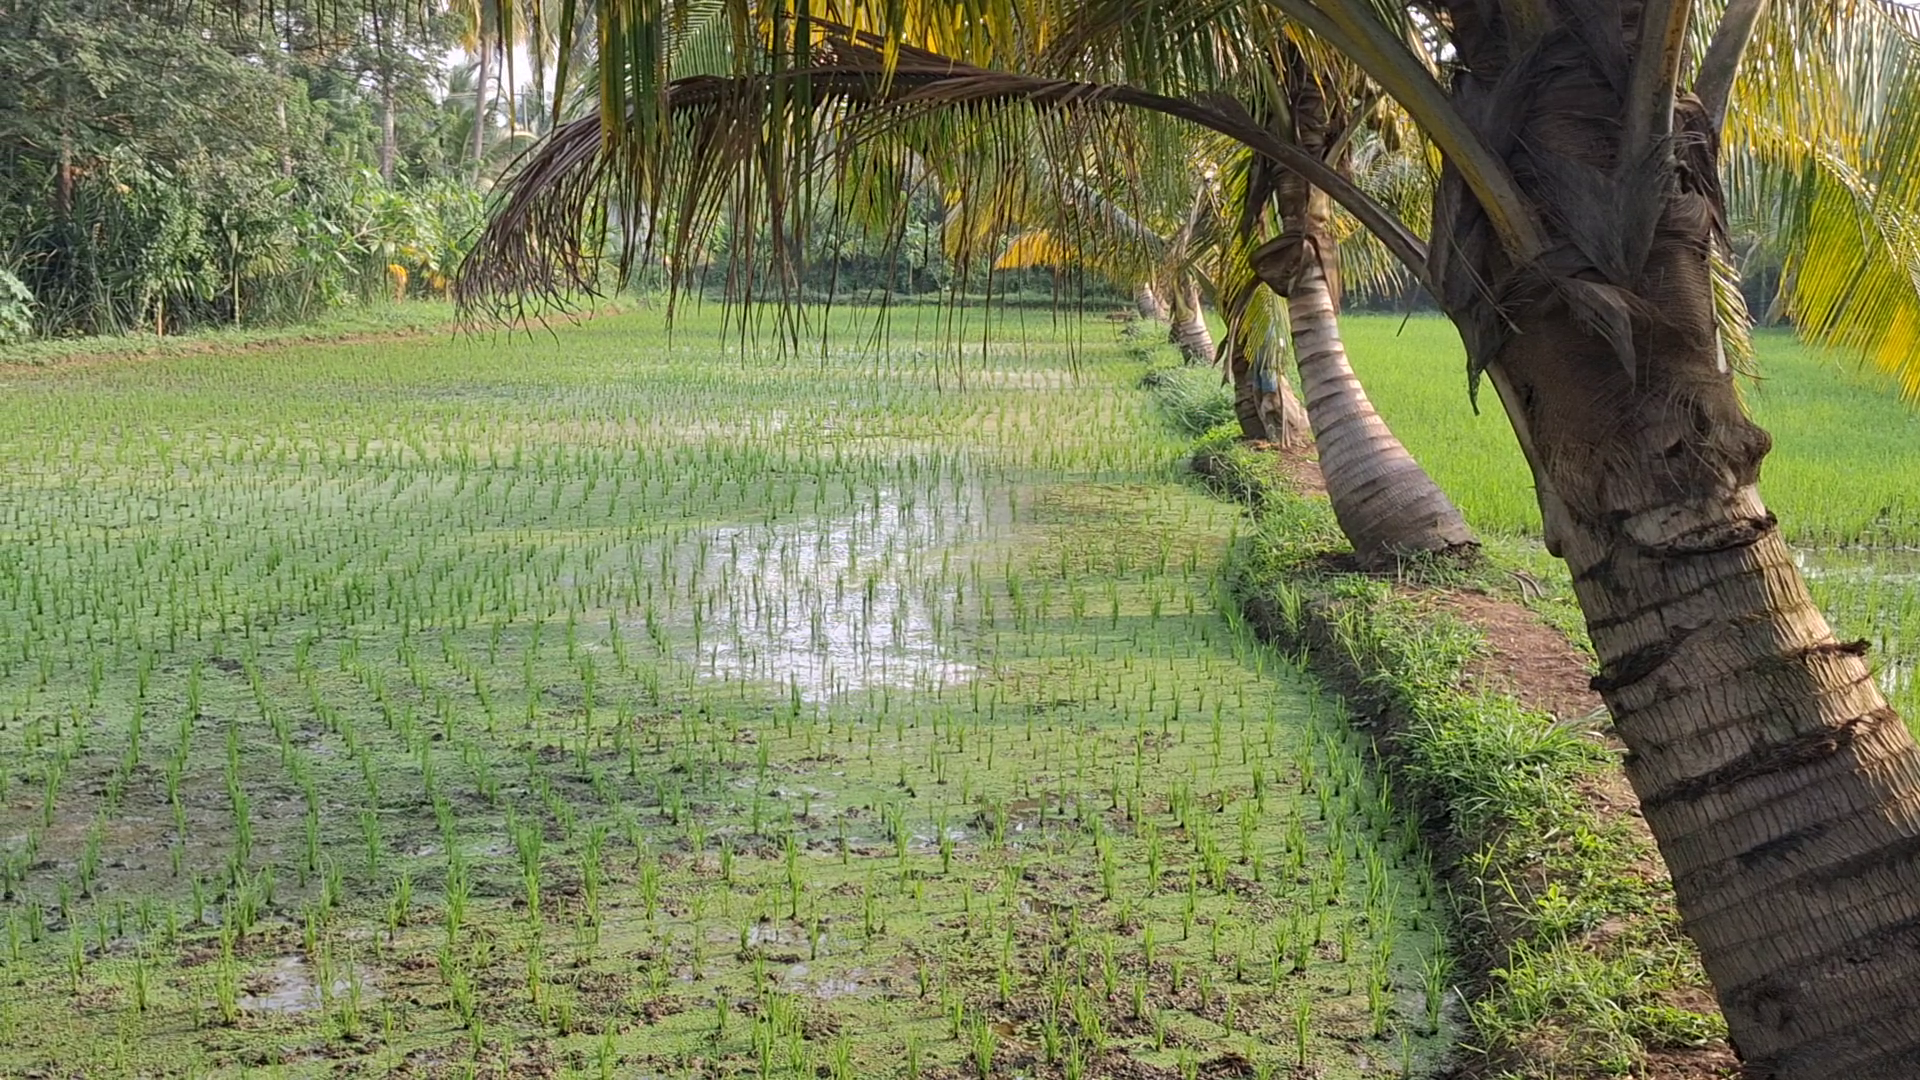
[
  {"x1": 0, "y1": 268, "x2": 32, "y2": 344},
  {"x1": 1150, "y1": 365, "x2": 1235, "y2": 435}
]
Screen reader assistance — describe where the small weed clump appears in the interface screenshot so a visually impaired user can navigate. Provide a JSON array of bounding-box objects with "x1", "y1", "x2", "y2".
[{"x1": 1143, "y1": 364, "x2": 1237, "y2": 437}]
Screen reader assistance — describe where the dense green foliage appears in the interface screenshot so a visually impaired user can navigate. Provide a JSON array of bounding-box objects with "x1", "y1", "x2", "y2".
[
  {"x1": 0, "y1": 0, "x2": 490, "y2": 338},
  {"x1": 0, "y1": 268, "x2": 31, "y2": 344}
]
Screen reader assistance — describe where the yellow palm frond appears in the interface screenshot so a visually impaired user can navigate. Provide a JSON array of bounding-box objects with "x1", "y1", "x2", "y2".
[
  {"x1": 1722, "y1": 0, "x2": 1920, "y2": 398},
  {"x1": 993, "y1": 229, "x2": 1078, "y2": 270}
]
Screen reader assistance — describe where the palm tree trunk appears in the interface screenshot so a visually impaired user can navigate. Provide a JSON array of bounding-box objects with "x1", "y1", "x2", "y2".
[
  {"x1": 473, "y1": 45, "x2": 492, "y2": 166},
  {"x1": 1495, "y1": 295, "x2": 1920, "y2": 1079},
  {"x1": 56, "y1": 133, "x2": 73, "y2": 220},
  {"x1": 1135, "y1": 281, "x2": 1169, "y2": 320},
  {"x1": 379, "y1": 81, "x2": 397, "y2": 181},
  {"x1": 374, "y1": 7, "x2": 397, "y2": 182},
  {"x1": 1426, "y1": 10, "x2": 1920, "y2": 1071},
  {"x1": 1288, "y1": 256, "x2": 1474, "y2": 561},
  {"x1": 1167, "y1": 277, "x2": 1213, "y2": 364},
  {"x1": 276, "y1": 97, "x2": 293, "y2": 178},
  {"x1": 1260, "y1": 50, "x2": 1474, "y2": 565}
]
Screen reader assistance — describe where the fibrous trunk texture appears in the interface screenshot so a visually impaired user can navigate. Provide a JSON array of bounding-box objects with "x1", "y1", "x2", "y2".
[
  {"x1": 1428, "y1": 4, "x2": 1920, "y2": 1074},
  {"x1": 1499, "y1": 259, "x2": 1920, "y2": 1080},
  {"x1": 1167, "y1": 278, "x2": 1213, "y2": 364}
]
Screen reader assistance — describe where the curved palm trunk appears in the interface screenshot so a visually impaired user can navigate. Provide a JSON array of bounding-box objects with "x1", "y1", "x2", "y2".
[
  {"x1": 1167, "y1": 277, "x2": 1213, "y2": 364},
  {"x1": 1229, "y1": 328, "x2": 1309, "y2": 446},
  {"x1": 1429, "y1": 10, "x2": 1920, "y2": 1075},
  {"x1": 1135, "y1": 281, "x2": 1169, "y2": 321},
  {"x1": 1481, "y1": 187, "x2": 1920, "y2": 1080},
  {"x1": 1259, "y1": 54, "x2": 1474, "y2": 565},
  {"x1": 1288, "y1": 257, "x2": 1474, "y2": 561},
  {"x1": 1498, "y1": 308, "x2": 1920, "y2": 1079}
]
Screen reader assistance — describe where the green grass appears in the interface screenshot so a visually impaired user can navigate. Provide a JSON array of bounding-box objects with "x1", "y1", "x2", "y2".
[
  {"x1": 1184, "y1": 433, "x2": 1726, "y2": 1078},
  {"x1": 1340, "y1": 314, "x2": 1920, "y2": 720},
  {"x1": 1341, "y1": 316, "x2": 1920, "y2": 545},
  {"x1": 0, "y1": 308, "x2": 1454, "y2": 1077},
  {"x1": 1144, "y1": 365, "x2": 1237, "y2": 437}
]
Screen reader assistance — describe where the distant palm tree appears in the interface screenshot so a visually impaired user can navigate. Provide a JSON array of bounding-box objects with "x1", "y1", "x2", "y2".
[{"x1": 986, "y1": 133, "x2": 1474, "y2": 561}]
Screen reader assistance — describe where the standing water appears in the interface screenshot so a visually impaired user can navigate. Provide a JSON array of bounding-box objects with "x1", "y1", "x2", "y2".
[{"x1": 0, "y1": 310, "x2": 1452, "y2": 1077}]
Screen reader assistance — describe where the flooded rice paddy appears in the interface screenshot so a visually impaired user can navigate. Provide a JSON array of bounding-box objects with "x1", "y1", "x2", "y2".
[
  {"x1": 0, "y1": 311, "x2": 1451, "y2": 1078},
  {"x1": 1799, "y1": 547, "x2": 1920, "y2": 714}
]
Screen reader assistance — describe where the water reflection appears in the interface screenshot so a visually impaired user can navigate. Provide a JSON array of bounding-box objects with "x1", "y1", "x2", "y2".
[
  {"x1": 1795, "y1": 546, "x2": 1920, "y2": 705},
  {"x1": 681, "y1": 485, "x2": 996, "y2": 702}
]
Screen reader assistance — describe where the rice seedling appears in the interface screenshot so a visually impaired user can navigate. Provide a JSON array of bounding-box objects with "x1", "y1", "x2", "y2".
[
  {"x1": 0, "y1": 307, "x2": 1450, "y2": 1076},
  {"x1": 1340, "y1": 316, "x2": 1920, "y2": 726}
]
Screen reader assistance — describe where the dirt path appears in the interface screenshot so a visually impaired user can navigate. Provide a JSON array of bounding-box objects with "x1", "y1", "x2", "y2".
[{"x1": 1245, "y1": 442, "x2": 1741, "y2": 1080}]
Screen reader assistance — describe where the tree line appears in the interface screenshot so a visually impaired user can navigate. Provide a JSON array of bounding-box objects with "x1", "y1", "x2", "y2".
[{"x1": 1, "y1": 0, "x2": 519, "y2": 340}]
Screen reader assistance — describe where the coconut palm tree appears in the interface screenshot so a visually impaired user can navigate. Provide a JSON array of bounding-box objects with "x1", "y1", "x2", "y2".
[
  {"x1": 974, "y1": 165, "x2": 1219, "y2": 363},
  {"x1": 986, "y1": 125, "x2": 1473, "y2": 557},
  {"x1": 455, "y1": 7, "x2": 1920, "y2": 1072},
  {"x1": 1225, "y1": 47, "x2": 1477, "y2": 558},
  {"x1": 449, "y1": 0, "x2": 500, "y2": 167},
  {"x1": 452, "y1": 0, "x2": 567, "y2": 169}
]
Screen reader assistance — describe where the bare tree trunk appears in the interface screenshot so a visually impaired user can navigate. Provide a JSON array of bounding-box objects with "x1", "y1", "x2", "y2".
[
  {"x1": 276, "y1": 97, "x2": 293, "y2": 178},
  {"x1": 1167, "y1": 277, "x2": 1213, "y2": 364},
  {"x1": 1497, "y1": 298, "x2": 1920, "y2": 1078},
  {"x1": 56, "y1": 133, "x2": 73, "y2": 219},
  {"x1": 373, "y1": 5, "x2": 397, "y2": 182},
  {"x1": 1475, "y1": 130, "x2": 1920, "y2": 1080},
  {"x1": 379, "y1": 77, "x2": 397, "y2": 181}
]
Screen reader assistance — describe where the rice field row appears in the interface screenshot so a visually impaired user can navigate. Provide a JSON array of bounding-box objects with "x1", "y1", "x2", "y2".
[
  {"x1": 0, "y1": 309, "x2": 1452, "y2": 1078},
  {"x1": 1341, "y1": 315, "x2": 1920, "y2": 720}
]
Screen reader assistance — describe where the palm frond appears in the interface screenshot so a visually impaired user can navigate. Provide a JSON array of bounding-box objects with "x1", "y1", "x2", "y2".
[
  {"x1": 1723, "y1": 0, "x2": 1920, "y2": 398},
  {"x1": 454, "y1": 29, "x2": 1429, "y2": 318}
]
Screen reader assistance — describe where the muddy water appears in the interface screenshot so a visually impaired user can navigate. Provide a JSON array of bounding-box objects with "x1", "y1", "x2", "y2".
[
  {"x1": 676, "y1": 484, "x2": 995, "y2": 702},
  {"x1": 237, "y1": 955, "x2": 372, "y2": 1015},
  {"x1": 1796, "y1": 547, "x2": 1920, "y2": 707}
]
